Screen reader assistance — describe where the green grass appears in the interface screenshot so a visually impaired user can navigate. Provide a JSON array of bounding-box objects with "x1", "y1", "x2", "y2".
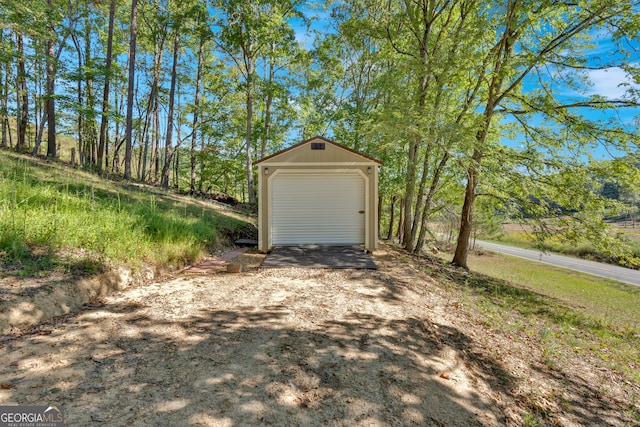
[
  {"x1": 467, "y1": 253, "x2": 640, "y2": 330},
  {"x1": 0, "y1": 150, "x2": 249, "y2": 277},
  {"x1": 459, "y1": 252, "x2": 640, "y2": 385}
]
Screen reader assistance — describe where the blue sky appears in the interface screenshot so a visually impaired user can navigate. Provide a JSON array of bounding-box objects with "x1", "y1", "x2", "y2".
[
  {"x1": 290, "y1": 4, "x2": 639, "y2": 159},
  {"x1": 538, "y1": 30, "x2": 640, "y2": 158}
]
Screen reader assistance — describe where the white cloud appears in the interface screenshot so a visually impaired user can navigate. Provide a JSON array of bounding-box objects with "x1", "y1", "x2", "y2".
[{"x1": 587, "y1": 67, "x2": 637, "y2": 99}]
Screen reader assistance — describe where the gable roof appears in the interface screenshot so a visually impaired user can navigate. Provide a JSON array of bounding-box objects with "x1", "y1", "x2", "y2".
[{"x1": 254, "y1": 135, "x2": 383, "y2": 165}]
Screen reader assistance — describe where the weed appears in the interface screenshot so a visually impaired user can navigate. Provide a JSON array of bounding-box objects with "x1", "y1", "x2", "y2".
[
  {"x1": 541, "y1": 344, "x2": 560, "y2": 370},
  {"x1": 522, "y1": 411, "x2": 542, "y2": 427}
]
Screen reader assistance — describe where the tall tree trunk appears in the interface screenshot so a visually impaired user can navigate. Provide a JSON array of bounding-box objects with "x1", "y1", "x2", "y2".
[
  {"x1": 415, "y1": 152, "x2": 449, "y2": 253},
  {"x1": 151, "y1": 32, "x2": 165, "y2": 183},
  {"x1": 396, "y1": 198, "x2": 404, "y2": 244},
  {"x1": 84, "y1": 13, "x2": 97, "y2": 165},
  {"x1": 198, "y1": 133, "x2": 206, "y2": 191},
  {"x1": 452, "y1": 149, "x2": 482, "y2": 268},
  {"x1": 161, "y1": 31, "x2": 180, "y2": 188},
  {"x1": 32, "y1": 111, "x2": 46, "y2": 156},
  {"x1": 402, "y1": 116, "x2": 428, "y2": 249},
  {"x1": 33, "y1": 56, "x2": 48, "y2": 156},
  {"x1": 401, "y1": 35, "x2": 431, "y2": 250},
  {"x1": 5, "y1": 36, "x2": 12, "y2": 149},
  {"x1": 141, "y1": 132, "x2": 150, "y2": 181},
  {"x1": 31, "y1": 50, "x2": 43, "y2": 156},
  {"x1": 140, "y1": 79, "x2": 156, "y2": 182},
  {"x1": 137, "y1": 128, "x2": 143, "y2": 180},
  {"x1": 71, "y1": 32, "x2": 84, "y2": 164},
  {"x1": 245, "y1": 58, "x2": 256, "y2": 203},
  {"x1": 0, "y1": 29, "x2": 4, "y2": 148},
  {"x1": 34, "y1": 79, "x2": 39, "y2": 148},
  {"x1": 140, "y1": 87, "x2": 154, "y2": 183},
  {"x1": 45, "y1": 0, "x2": 56, "y2": 158},
  {"x1": 97, "y1": 0, "x2": 116, "y2": 172},
  {"x1": 402, "y1": 138, "x2": 419, "y2": 249},
  {"x1": 113, "y1": 140, "x2": 123, "y2": 173},
  {"x1": 16, "y1": 33, "x2": 28, "y2": 153},
  {"x1": 408, "y1": 145, "x2": 432, "y2": 251},
  {"x1": 377, "y1": 194, "x2": 383, "y2": 239},
  {"x1": 387, "y1": 195, "x2": 397, "y2": 241},
  {"x1": 0, "y1": 29, "x2": 8, "y2": 149},
  {"x1": 173, "y1": 149, "x2": 179, "y2": 189},
  {"x1": 190, "y1": 38, "x2": 204, "y2": 192},
  {"x1": 124, "y1": 0, "x2": 139, "y2": 180},
  {"x1": 452, "y1": 106, "x2": 495, "y2": 268},
  {"x1": 111, "y1": 85, "x2": 123, "y2": 173},
  {"x1": 452, "y1": 1, "x2": 517, "y2": 268},
  {"x1": 153, "y1": 91, "x2": 160, "y2": 182},
  {"x1": 261, "y1": 42, "x2": 275, "y2": 159},
  {"x1": 145, "y1": 2, "x2": 166, "y2": 183},
  {"x1": 1, "y1": 45, "x2": 7, "y2": 148}
]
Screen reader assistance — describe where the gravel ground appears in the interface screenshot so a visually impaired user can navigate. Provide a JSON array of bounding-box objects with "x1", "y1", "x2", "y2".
[{"x1": 0, "y1": 245, "x2": 636, "y2": 426}]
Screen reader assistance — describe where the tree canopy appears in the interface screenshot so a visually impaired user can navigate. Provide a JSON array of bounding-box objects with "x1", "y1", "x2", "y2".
[{"x1": 0, "y1": 0, "x2": 638, "y2": 267}]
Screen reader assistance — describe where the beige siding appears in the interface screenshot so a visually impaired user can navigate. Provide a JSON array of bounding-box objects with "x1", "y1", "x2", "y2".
[{"x1": 262, "y1": 141, "x2": 369, "y2": 164}]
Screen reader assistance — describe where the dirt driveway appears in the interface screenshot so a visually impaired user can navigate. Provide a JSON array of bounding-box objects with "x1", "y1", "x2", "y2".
[{"x1": 0, "y1": 246, "x2": 633, "y2": 426}]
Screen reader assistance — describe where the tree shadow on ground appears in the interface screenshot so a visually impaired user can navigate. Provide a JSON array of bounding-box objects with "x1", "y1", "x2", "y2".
[
  {"x1": 1, "y1": 305, "x2": 511, "y2": 426},
  {"x1": 420, "y1": 252, "x2": 633, "y2": 337},
  {"x1": 415, "y1": 252, "x2": 640, "y2": 425},
  {"x1": 1, "y1": 247, "x2": 637, "y2": 426}
]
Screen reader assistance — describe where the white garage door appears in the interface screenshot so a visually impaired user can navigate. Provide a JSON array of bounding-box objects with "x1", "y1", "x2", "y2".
[{"x1": 271, "y1": 171, "x2": 365, "y2": 246}]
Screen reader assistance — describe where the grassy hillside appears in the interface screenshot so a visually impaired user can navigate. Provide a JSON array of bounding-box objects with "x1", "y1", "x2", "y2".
[{"x1": 0, "y1": 149, "x2": 252, "y2": 278}]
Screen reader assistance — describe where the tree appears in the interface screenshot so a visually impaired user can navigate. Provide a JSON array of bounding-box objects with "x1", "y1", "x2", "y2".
[
  {"x1": 124, "y1": 0, "x2": 139, "y2": 180},
  {"x1": 190, "y1": 34, "x2": 205, "y2": 192},
  {"x1": 137, "y1": 0, "x2": 169, "y2": 183},
  {"x1": 97, "y1": 0, "x2": 116, "y2": 172},
  {"x1": 0, "y1": 29, "x2": 9, "y2": 148},
  {"x1": 44, "y1": 0, "x2": 57, "y2": 158},
  {"x1": 451, "y1": 0, "x2": 640, "y2": 268},
  {"x1": 216, "y1": 0, "x2": 304, "y2": 203},
  {"x1": 329, "y1": 0, "x2": 639, "y2": 268},
  {"x1": 161, "y1": 26, "x2": 180, "y2": 188},
  {"x1": 332, "y1": 0, "x2": 486, "y2": 253},
  {"x1": 16, "y1": 31, "x2": 27, "y2": 153}
]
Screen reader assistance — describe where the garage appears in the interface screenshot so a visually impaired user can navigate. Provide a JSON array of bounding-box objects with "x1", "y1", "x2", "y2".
[{"x1": 255, "y1": 136, "x2": 381, "y2": 252}]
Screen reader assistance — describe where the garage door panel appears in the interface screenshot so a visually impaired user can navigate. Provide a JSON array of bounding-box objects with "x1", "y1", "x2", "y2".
[{"x1": 271, "y1": 172, "x2": 365, "y2": 246}]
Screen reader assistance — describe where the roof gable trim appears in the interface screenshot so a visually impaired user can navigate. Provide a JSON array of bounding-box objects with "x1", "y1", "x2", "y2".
[{"x1": 254, "y1": 135, "x2": 383, "y2": 165}]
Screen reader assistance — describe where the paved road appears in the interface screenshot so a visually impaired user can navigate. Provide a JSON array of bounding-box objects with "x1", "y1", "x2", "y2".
[{"x1": 475, "y1": 240, "x2": 640, "y2": 287}]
